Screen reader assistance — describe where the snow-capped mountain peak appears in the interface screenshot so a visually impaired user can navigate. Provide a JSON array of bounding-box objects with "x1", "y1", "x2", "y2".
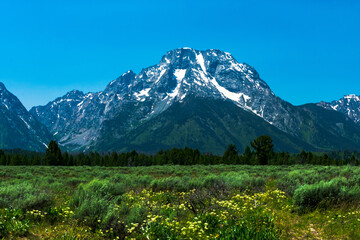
[
  {"x1": 344, "y1": 94, "x2": 360, "y2": 101},
  {"x1": 126, "y1": 48, "x2": 273, "y2": 113},
  {"x1": 318, "y1": 94, "x2": 360, "y2": 125},
  {"x1": 30, "y1": 48, "x2": 302, "y2": 150}
]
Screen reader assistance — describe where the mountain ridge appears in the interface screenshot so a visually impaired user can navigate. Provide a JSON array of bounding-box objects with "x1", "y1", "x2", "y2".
[
  {"x1": 317, "y1": 94, "x2": 360, "y2": 125},
  {"x1": 2, "y1": 47, "x2": 359, "y2": 153},
  {"x1": 30, "y1": 48, "x2": 302, "y2": 150},
  {"x1": 0, "y1": 82, "x2": 52, "y2": 151}
]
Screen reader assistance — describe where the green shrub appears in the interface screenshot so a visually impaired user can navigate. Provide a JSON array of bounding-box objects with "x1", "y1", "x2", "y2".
[
  {"x1": 202, "y1": 174, "x2": 226, "y2": 190},
  {"x1": 343, "y1": 185, "x2": 360, "y2": 202},
  {"x1": 151, "y1": 177, "x2": 187, "y2": 191},
  {"x1": 125, "y1": 204, "x2": 147, "y2": 225},
  {"x1": 66, "y1": 177, "x2": 85, "y2": 187},
  {"x1": 223, "y1": 173, "x2": 265, "y2": 191},
  {"x1": 0, "y1": 182, "x2": 53, "y2": 210},
  {"x1": 0, "y1": 171, "x2": 6, "y2": 177},
  {"x1": 16, "y1": 172, "x2": 33, "y2": 179},
  {"x1": 293, "y1": 178, "x2": 345, "y2": 209},
  {"x1": 71, "y1": 179, "x2": 125, "y2": 229}
]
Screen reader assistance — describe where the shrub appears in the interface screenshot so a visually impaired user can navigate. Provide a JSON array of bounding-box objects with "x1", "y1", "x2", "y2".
[
  {"x1": 71, "y1": 179, "x2": 125, "y2": 229},
  {"x1": 293, "y1": 178, "x2": 344, "y2": 210},
  {"x1": 151, "y1": 177, "x2": 188, "y2": 191},
  {"x1": 0, "y1": 182, "x2": 53, "y2": 210},
  {"x1": 66, "y1": 177, "x2": 86, "y2": 187},
  {"x1": 202, "y1": 174, "x2": 227, "y2": 191},
  {"x1": 223, "y1": 172, "x2": 266, "y2": 191}
]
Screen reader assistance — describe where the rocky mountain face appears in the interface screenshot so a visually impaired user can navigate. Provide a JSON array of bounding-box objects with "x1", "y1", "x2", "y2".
[
  {"x1": 28, "y1": 48, "x2": 360, "y2": 154},
  {"x1": 95, "y1": 96, "x2": 315, "y2": 153},
  {"x1": 0, "y1": 82, "x2": 52, "y2": 151},
  {"x1": 29, "y1": 48, "x2": 301, "y2": 151},
  {"x1": 318, "y1": 95, "x2": 360, "y2": 125}
]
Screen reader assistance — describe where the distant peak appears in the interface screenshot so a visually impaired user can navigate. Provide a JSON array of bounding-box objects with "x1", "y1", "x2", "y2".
[
  {"x1": 70, "y1": 89, "x2": 83, "y2": 94},
  {"x1": 165, "y1": 47, "x2": 195, "y2": 55},
  {"x1": 117, "y1": 70, "x2": 136, "y2": 81},
  {"x1": 344, "y1": 94, "x2": 359, "y2": 99},
  {"x1": 121, "y1": 70, "x2": 136, "y2": 77},
  {"x1": 106, "y1": 70, "x2": 136, "y2": 91},
  {"x1": 65, "y1": 89, "x2": 84, "y2": 98},
  {"x1": 167, "y1": 47, "x2": 227, "y2": 55},
  {"x1": 343, "y1": 94, "x2": 360, "y2": 102},
  {"x1": 160, "y1": 48, "x2": 233, "y2": 68}
]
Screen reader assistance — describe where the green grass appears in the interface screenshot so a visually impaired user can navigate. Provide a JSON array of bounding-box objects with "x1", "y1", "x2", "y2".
[{"x1": 0, "y1": 165, "x2": 360, "y2": 239}]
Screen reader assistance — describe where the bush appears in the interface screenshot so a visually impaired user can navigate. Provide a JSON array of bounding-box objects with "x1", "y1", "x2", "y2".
[
  {"x1": 293, "y1": 178, "x2": 345, "y2": 210},
  {"x1": 0, "y1": 182, "x2": 53, "y2": 210},
  {"x1": 71, "y1": 179, "x2": 125, "y2": 229},
  {"x1": 151, "y1": 177, "x2": 190, "y2": 191},
  {"x1": 222, "y1": 172, "x2": 265, "y2": 191}
]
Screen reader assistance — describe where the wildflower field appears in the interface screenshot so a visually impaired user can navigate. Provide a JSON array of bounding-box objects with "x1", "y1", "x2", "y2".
[{"x1": 1, "y1": 165, "x2": 360, "y2": 239}]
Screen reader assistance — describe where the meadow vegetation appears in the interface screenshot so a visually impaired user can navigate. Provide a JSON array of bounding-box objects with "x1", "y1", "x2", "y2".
[{"x1": 0, "y1": 165, "x2": 359, "y2": 239}]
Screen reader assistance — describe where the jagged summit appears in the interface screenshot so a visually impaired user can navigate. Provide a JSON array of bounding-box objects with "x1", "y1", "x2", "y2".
[
  {"x1": 318, "y1": 94, "x2": 360, "y2": 125},
  {"x1": 64, "y1": 90, "x2": 84, "y2": 98},
  {"x1": 344, "y1": 94, "x2": 360, "y2": 100},
  {"x1": 126, "y1": 47, "x2": 273, "y2": 111},
  {"x1": 0, "y1": 82, "x2": 51, "y2": 151},
  {"x1": 105, "y1": 70, "x2": 136, "y2": 94}
]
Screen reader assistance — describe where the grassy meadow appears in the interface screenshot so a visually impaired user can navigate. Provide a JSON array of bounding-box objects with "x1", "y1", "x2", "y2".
[{"x1": 1, "y1": 165, "x2": 360, "y2": 239}]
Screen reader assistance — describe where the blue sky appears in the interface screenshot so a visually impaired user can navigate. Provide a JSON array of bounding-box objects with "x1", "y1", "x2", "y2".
[{"x1": 0, "y1": 0, "x2": 359, "y2": 109}]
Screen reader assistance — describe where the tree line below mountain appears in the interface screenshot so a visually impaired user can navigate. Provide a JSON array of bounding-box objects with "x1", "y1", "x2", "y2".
[{"x1": 1, "y1": 136, "x2": 360, "y2": 166}]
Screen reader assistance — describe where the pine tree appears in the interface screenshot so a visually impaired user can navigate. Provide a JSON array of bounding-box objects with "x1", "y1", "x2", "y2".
[
  {"x1": 0, "y1": 150, "x2": 5, "y2": 165},
  {"x1": 223, "y1": 144, "x2": 238, "y2": 164},
  {"x1": 45, "y1": 140, "x2": 63, "y2": 165},
  {"x1": 243, "y1": 146, "x2": 252, "y2": 165},
  {"x1": 250, "y1": 135, "x2": 274, "y2": 165},
  {"x1": 63, "y1": 152, "x2": 70, "y2": 166}
]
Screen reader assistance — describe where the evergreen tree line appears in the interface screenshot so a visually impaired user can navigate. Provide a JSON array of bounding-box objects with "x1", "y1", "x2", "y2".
[{"x1": 1, "y1": 136, "x2": 360, "y2": 167}]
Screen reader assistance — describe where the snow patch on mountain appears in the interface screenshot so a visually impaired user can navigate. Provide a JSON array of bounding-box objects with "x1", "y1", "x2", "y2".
[
  {"x1": 155, "y1": 69, "x2": 167, "y2": 84},
  {"x1": 196, "y1": 53, "x2": 207, "y2": 73},
  {"x1": 174, "y1": 69, "x2": 187, "y2": 81},
  {"x1": 2, "y1": 102, "x2": 9, "y2": 110},
  {"x1": 209, "y1": 77, "x2": 250, "y2": 103},
  {"x1": 20, "y1": 116, "x2": 31, "y2": 129},
  {"x1": 134, "y1": 88, "x2": 151, "y2": 100}
]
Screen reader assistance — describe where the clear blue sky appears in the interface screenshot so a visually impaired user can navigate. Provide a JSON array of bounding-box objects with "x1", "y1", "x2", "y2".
[{"x1": 0, "y1": 0, "x2": 359, "y2": 109}]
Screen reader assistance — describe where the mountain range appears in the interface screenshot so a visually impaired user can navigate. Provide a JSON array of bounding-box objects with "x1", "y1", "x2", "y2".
[
  {"x1": 1, "y1": 48, "x2": 360, "y2": 154},
  {"x1": 0, "y1": 82, "x2": 51, "y2": 151}
]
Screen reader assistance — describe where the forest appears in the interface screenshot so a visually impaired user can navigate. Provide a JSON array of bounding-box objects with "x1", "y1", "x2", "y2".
[{"x1": 1, "y1": 136, "x2": 360, "y2": 167}]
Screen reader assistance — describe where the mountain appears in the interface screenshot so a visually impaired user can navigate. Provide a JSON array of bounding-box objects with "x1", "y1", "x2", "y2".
[
  {"x1": 0, "y1": 82, "x2": 52, "y2": 151},
  {"x1": 29, "y1": 48, "x2": 360, "y2": 154},
  {"x1": 295, "y1": 103, "x2": 360, "y2": 151},
  {"x1": 318, "y1": 95, "x2": 360, "y2": 125},
  {"x1": 95, "y1": 96, "x2": 314, "y2": 153}
]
